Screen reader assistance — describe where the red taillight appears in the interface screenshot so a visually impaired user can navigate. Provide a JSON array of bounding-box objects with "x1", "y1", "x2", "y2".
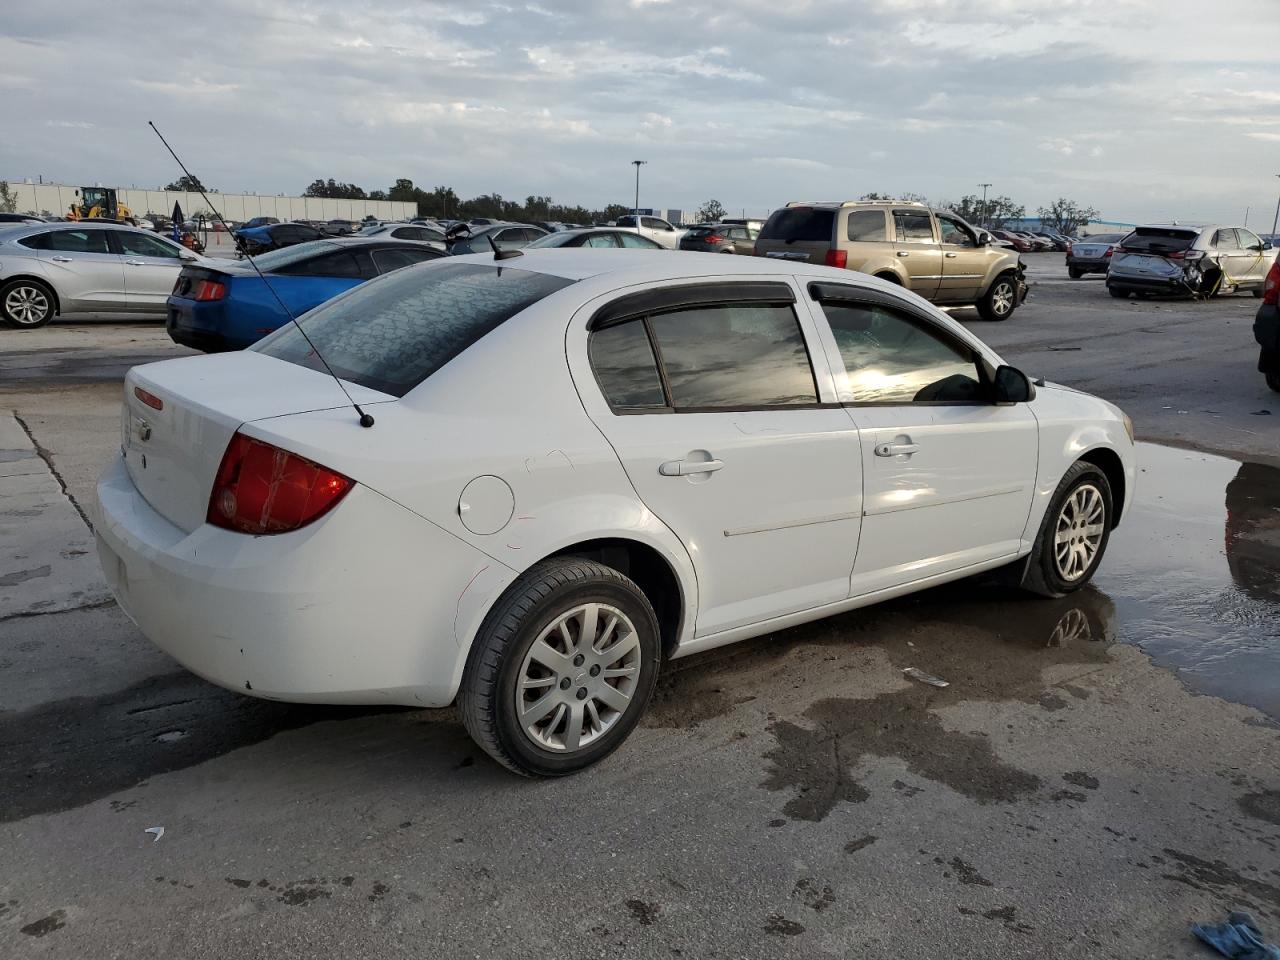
[
  {"x1": 1264, "y1": 261, "x2": 1280, "y2": 306},
  {"x1": 704, "y1": 234, "x2": 724, "y2": 244},
  {"x1": 1103, "y1": 246, "x2": 1113, "y2": 257},
  {"x1": 192, "y1": 279, "x2": 227, "y2": 301},
  {"x1": 133, "y1": 386, "x2": 164, "y2": 411},
  {"x1": 825, "y1": 249, "x2": 848, "y2": 269},
  {"x1": 1065, "y1": 243, "x2": 1073, "y2": 256},
  {"x1": 207, "y1": 433, "x2": 353, "y2": 535}
]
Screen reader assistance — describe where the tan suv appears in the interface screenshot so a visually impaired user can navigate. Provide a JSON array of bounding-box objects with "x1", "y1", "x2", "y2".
[{"x1": 755, "y1": 200, "x2": 1026, "y2": 321}]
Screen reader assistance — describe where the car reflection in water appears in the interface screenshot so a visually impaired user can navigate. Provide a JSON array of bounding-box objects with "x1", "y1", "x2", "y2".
[{"x1": 1225, "y1": 461, "x2": 1280, "y2": 605}]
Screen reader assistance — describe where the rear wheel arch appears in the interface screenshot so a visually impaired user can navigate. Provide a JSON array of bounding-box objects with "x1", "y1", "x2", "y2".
[
  {"x1": 873, "y1": 271, "x2": 902, "y2": 285},
  {"x1": 1, "y1": 275, "x2": 61, "y2": 315}
]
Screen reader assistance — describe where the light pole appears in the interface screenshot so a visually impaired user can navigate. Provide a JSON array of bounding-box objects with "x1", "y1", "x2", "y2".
[
  {"x1": 1271, "y1": 173, "x2": 1280, "y2": 238},
  {"x1": 631, "y1": 160, "x2": 646, "y2": 226},
  {"x1": 978, "y1": 183, "x2": 992, "y2": 229}
]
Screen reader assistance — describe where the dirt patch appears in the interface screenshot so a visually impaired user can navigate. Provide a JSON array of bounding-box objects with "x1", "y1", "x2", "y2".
[
  {"x1": 1238, "y1": 790, "x2": 1280, "y2": 826},
  {"x1": 1163, "y1": 848, "x2": 1280, "y2": 913},
  {"x1": 624, "y1": 899, "x2": 661, "y2": 925}
]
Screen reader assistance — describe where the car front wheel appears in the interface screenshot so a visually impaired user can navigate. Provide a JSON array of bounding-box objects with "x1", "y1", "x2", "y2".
[
  {"x1": 1108, "y1": 286, "x2": 1129, "y2": 299},
  {"x1": 977, "y1": 272, "x2": 1018, "y2": 321},
  {"x1": 1022, "y1": 461, "x2": 1114, "y2": 597},
  {"x1": 1, "y1": 279, "x2": 56, "y2": 328},
  {"x1": 1068, "y1": 267, "x2": 1083, "y2": 279},
  {"x1": 458, "y1": 557, "x2": 661, "y2": 776}
]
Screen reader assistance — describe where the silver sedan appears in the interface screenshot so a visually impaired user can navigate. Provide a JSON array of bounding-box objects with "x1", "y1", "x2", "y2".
[{"x1": 0, "y1": 222, "x2": 204, "y2": 329}]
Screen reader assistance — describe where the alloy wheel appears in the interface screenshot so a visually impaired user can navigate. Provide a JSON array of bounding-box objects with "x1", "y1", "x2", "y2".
[
  {"x1": 1053, "y1": 484, "x2": 1106, "y2": 582},
  {"x1": 991, "y1": 281, "x2": 1014, "y2": 316},
  {"x1": 514, "y1": 602, "x2": 642, "y2": 753},
  {"x1": 4, "y1": 285, "x2": 51, "y2": 325}
]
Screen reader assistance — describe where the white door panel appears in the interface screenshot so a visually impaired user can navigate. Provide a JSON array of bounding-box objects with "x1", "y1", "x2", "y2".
[{"x1": 847, "y1": 404, "x2": 1038, "y2": 593}]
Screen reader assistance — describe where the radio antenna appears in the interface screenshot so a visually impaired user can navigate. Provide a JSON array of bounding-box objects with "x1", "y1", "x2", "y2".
[{"x1": 147, "y1": 121, "x2": 375, "y2": 428}]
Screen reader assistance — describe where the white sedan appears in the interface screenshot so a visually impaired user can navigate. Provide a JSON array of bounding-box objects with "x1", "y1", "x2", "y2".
[{"x1": 95, "y1": 251, "x2": 1135, "y2": 775}]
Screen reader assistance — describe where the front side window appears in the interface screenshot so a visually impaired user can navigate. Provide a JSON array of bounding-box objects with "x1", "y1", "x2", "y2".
[
  {"x1": 619, "y1": 232, "x2": 658, "y2": 249},
  {"x1": 116, "y1": 231, "x2": 181, "y2": 258},
  {"x1": 1238, "y1": 228, "x2": 1262, "y2": 250},
  {"x1": 846, "y1": 210, "x2": 888, "y2": 242},
  {"x1": 255, "y1": 262, "x2": 572, "y2": 397},
  {"x1": 650, "y1": 303, "x2": 817, "y2": 408},
  {"x1": 893, "y1": 211, "x2": 935, "y2": 243},
  {"x1": 46, "y1": 229, "x2": 111, "y2": 254},
  {"x1": 937, "y1": 216, "x2": 975, "y2": 247},
  {"x1": 371, "y1": 248, "x2": 438, "y2": 273},
  {"x1": 823, "y1": 302, "x2": 983, "y2": 403},
  {"x1": 588, "y1": 320, "x2": 666, "y2": 409}
]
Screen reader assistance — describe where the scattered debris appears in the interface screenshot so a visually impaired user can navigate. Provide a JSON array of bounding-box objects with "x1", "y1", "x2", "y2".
[
  {"x1": 902, "y1": 667, "x2": 949, "y2": 688},
  {"x1": 1192, "y1": 910, "x2": 1280, "y2": 959},
  {"x1": 144, "y1": 826, "x2": 164, "y2": 842}
]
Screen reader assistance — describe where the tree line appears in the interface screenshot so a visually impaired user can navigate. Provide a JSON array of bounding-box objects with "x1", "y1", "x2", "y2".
[{"x1": 859, "y1": 192, "x2": 1099, "y2": 235}]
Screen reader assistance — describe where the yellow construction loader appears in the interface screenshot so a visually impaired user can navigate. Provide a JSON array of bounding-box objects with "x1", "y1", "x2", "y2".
[{"x1": 68, "y1": 186, "x2": 132, "y2": 222}]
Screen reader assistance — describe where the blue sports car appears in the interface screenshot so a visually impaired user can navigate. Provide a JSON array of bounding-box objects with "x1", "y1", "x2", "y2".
[{"x1": 166, "y1": 238, "x2": 443, "y2": 352}]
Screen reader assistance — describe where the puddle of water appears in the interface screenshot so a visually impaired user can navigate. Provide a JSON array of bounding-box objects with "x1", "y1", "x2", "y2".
[{"x1": 1097, "y1": 443, "x2": 1280, "y2": 719}]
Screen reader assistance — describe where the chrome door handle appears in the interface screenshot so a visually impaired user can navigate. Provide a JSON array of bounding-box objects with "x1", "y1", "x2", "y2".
[
  {"x1": 659, "y1": 458, "x2": 724, "y2": 477},
  {"x1": 51, "y1": 256, "x2": 73, "y2": 262},
  {"x1": 944, "y1": 252, "x2": 958, "y2": 258},
  {"x1": 874, "y1": 442, "x2": 919, "y2": 458},
  {"x1": 125, "y1": 259, "x2": 146, "y2": 265},
  {"x1": 896, "y1": 251, "x2": 910, "y2": 257}
]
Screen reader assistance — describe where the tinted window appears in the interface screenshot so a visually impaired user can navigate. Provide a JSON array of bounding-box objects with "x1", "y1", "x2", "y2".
[
  {"x1": 1212, "y1": 229, "x2": 1240, "y2": 250},
  {"x1": 893, "y1": 211, "x2": 934, "y2": 242},
  {"x1": 254, "y1": 262, "x2": 572, "y2": 397},
  {"x1": 116, "y1": 231, "x2": 182, "y2": 258},
  {"x1": 46, "y1": 229, "x2": 111, "y2": 254},
  {"x1": 641, "y1": 217, "x2": 668, "y2": 230},
  {"x1": 589, "y1": 321, "x2": 666, "y2": 409},
  {"x1": 937, "y1": 216, "x2": 975, "y2": 247},
  {"x1": 1120, "y1": 228, "x2": 1197, "y2": 254},
  {"x1": 823, "y1": 302, "x2": 981, "y2": 403},
  {"x1": 371, "y1": 248, "x2": 440, "y2": 273},
  {"x1": 760, "y1": 207, "x2": 834, "y2": 242},
  {"x1": 276, "y1": 250, "x2": 363, "y2": 277},
  {"x1": 421, "y1": 228, "x2": 445, "y2": 242},
  {"x1": 649, "y1": 304, "x2": 817, "y2": 408},
  {"x1": 18, "y1": 232, "x2": 50, "y2": 250},
  {"x1": 615, "y1": 216, "x2": 637, "y2": 227},
  {"x1": 846, "y1": 210, "x2": 888, "y2": 242},
  {"x1": 389, "y1": 227, "x2": 419, "y2": 241},
  {"x1": 619, "y1": 232, "x2": 660, "y2": 249}
]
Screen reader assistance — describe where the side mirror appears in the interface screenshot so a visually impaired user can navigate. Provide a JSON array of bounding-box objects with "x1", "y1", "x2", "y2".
[
  {"x1": 1262, "y1": 240, "x2": 1273, "y2": 251},
  {"x1": 993, "y1": 365, "x2": 1034, "y2": 404}
]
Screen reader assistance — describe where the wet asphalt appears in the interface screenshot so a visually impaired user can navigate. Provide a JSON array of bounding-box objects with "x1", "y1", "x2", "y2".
[{"x1": 0, "y1": 255, "x2": 1277, "y2": 958}]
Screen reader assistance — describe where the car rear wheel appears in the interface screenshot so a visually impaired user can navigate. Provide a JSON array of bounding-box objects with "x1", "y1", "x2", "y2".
[
  {"x1": 1022, "y1": 461, "x2": 1113, "y2": 598},
  {"x1": 1, "y1": 279, "x2": 56, "y2": 328},
  {"x1": 1108, "y1": 286, "x2": 1129, "y2": 299},
  {"x1": 458, "y1": 557, "x2": 661, "y2": 776},
  {"x1": 977, "y1": 272, "x2": 1018, "y2": 321},
  {"x1": 1068, "y1": 267, "x2": 1083, "y2": 279}
]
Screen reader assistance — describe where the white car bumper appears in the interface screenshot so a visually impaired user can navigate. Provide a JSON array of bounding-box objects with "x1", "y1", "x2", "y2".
[{"x1": 94, "y1": 455, "x2": 506, "y2": 707}]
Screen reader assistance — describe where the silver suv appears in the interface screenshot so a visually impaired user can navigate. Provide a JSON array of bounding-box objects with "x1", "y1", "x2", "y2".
[
  {"x1": 1107, "y1": 224, "x2": 1277, "y2": 298},
  {"x1": 754, "y1": 200, "x2": 1026, "y2": 321},
  {"x1": 0, "y1": 221, "x2": 201, "y2": 328}
]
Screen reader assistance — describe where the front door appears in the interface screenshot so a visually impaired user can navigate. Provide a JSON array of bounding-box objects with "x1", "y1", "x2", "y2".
[
  {"x1": 1235, "y1": 228, "x2": 1270, "y2": 285},
  {"x1": 38, "y1": 227, "x2": 127, "y2": 311},
  {"x1": 892, "y1": 209, "x2": 942, "y2": 299},
  {"x1": 812, "y1": 294, "x2": 1038, "y2": 595},
  {"x1": 573, "y1": 284, "x2": 864, "y2": 638},
  {"x1": 112, "y1": 229, "x2": 187, "y2": 310},
  {"x1": 935, "y1": 214, "x2": 987, "y2": 302}
]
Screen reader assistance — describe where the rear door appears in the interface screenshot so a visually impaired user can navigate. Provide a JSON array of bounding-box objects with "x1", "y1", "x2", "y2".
[
  {"x1": 38, "y1": 228, "x2": 127, "y2": 310},
  {"x1": 810, "y1": 287, "x2": 1037, "y2": 595},
  {"x1": 572, "y1": 281, "x2": 864, "y2": 638},
  {"x1": 112, "y1": 229, "x2": 188, "y2": 310},
  {"x1": 755, "y1": 207, "x2": 836, "y2": 265},
  {"x1": 891, "y1": 210, "x2": 942, "y2": 299},
  {"x1": 271, "y1": 248, "x2": 368, "y2": 314}
]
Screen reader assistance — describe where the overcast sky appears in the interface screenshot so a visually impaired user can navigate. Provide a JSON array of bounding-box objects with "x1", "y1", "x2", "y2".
[{"x1": 3, "y1": 0, "x2": 1279, "y2": 224}]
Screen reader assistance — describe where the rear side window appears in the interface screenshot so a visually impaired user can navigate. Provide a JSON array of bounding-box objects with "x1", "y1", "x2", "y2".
[
  {"x1": 371, "y1": 247, "x2": 439, "y2": 273},
  {"x1": 45, "y1": 229, "x2": 110, "y2": 254},
  {"x1": 823, "y1": 302, "x2": 981, "y2": 404},
  {"x1": 760, "y1": 207, "x2": 834, "y2": 242},
  {"x1": 1211, "y1": 229, "x2": 1240, "y2": 250},
  {"x1": 588, "y1": 321, "x2": 666, "y2": 409},
  {"x1": 1121, "y1": 228, "x2": 1197, "y2": 254},
  {"x1": 893, "y1": 211, "x2": 935, "y2": 243},
  {"x1": 650, "y1": 304, "x2": 817, "y2": 408},
  {"x1": 254, "y1": 262, "x2": 572, "y2": 397},
  {"x1": 18, "y1": 232, "x2": 50, "y2": 249},
  {"x1": 619, "y1": 232, "x2": 659, "y2": 249},
  {"x1": 277, "y1": 250, "x2": 363, "y2": 278},
  {"x1": 846, "y1": 210, "x2": 888, "y2": 242}
]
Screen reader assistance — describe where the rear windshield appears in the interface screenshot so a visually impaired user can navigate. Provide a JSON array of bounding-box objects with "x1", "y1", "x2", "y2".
[
  {"x1": 1120, "y1": 228, "x2": 1197, "y2": 254},
  {"x1": 1079, "y1": 234, "x2": 1125, "y2": 244},
  {"x1": 685, "y1": 226, "x2": 719, "y2": 237},
  {"x1": 247, "y1": 240, "x2": 340, "y2": 271},
  {"x1": 759, "y1": 207, "x2": 835, "y2": 242},
  {"x1": 253, "y1": 261, "x2": 573, "y2": 397}
]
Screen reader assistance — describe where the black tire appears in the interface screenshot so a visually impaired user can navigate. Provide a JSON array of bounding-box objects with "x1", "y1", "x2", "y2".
[
  {"x1": 1022, "y1": 461, "x2": 1114, "y2": 598},
  {"x1": 1253, "y1": 288, "x2": 1265, "y2": 299},
  {"x1": 1108, "y1": 286, "x2": 1129, "y2": 299},
  {"x1": 1068, "y1": 267, "x2": 1083, "y2": 279},
  {"x1": 1267, "y1": 372, "x2": 1280, "y2": 393},
  {"x1": 977, "y1": 271, "x2": 1019, "y2": 321},
  {"x1": 1, "y1": 278, "x2": 56, "y2": 328},
  {"x1": 458, "y1": 557, "x2": 662, "y2": 777}
]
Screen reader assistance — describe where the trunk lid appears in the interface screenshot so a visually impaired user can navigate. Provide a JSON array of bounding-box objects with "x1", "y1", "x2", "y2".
[
  {"x1": 754, "y1": 206, "x2": 836, "y2": 265},
  {"x1": 120, "y1": 351, "x2": 393, "y2": 533}
]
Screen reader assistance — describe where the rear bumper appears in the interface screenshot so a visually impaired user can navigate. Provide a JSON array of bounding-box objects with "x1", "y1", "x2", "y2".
[
  {"x1": 1106, "y1": 272, "x2": 1188, "y2": 294},
  {"x1": 166, "y1": 300, "x2": 257, "y2": 352},
  {"x1": 94, "y1": 455, "x2": 510, "y2": 707},
  {"x1": 1066, "y1": 256, "x2": 1109, "y2": 272}
]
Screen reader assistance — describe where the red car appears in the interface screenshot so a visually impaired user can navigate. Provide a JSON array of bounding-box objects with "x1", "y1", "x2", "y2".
[{"x1": 990, "y1": 229, "x2": 1032, "y2": 253}]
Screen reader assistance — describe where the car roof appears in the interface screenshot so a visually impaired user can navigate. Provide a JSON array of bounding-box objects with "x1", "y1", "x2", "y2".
[
  {"x1": 785, "y1": 200, "x2": 929, "y2": 209},
  {"x1": 447, "y1": 248, "x2": 877, "y2": 283},
  {"x1": 0, "y1": 220, "x2": 158, "y2": 238}
]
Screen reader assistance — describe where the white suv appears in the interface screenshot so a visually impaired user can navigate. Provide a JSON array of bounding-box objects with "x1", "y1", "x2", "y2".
[{"x1": 95, "y1": 251, "x2": 1135, "y2": 775}]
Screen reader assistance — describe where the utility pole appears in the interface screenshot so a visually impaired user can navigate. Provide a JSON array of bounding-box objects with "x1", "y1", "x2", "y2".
[
  {"x1": 978, "y1": 183, "x2": 992, "y2": 228},
  {"x1": 631, "y1": 160, "x2": 646, "y2": 225},
  {"x1": 1271, "y1": 174, "x2": 1280, "y2": 237}
]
